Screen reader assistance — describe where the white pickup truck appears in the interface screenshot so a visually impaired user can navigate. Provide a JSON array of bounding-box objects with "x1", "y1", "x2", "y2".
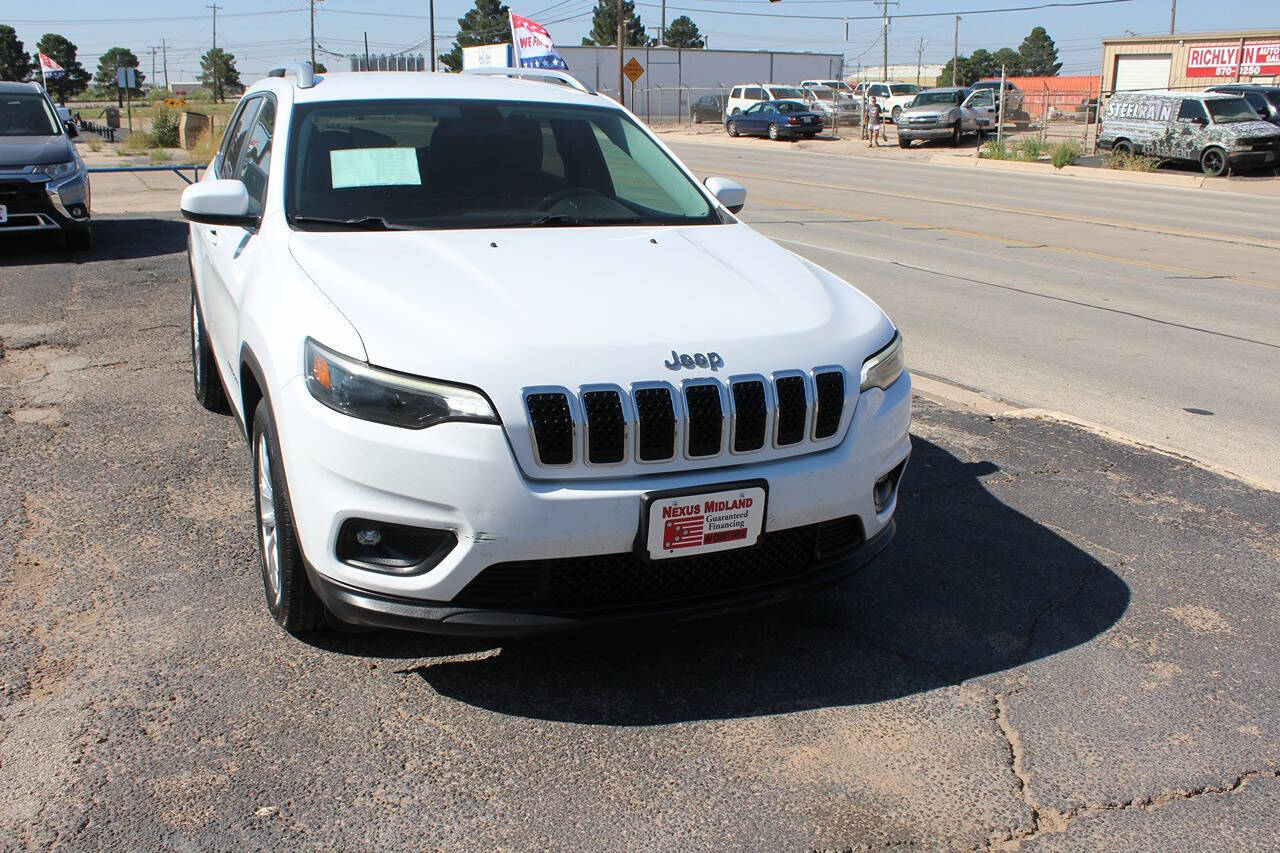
[{"x1": 851, "y1": 81, "x2": 921, "y2": 123}]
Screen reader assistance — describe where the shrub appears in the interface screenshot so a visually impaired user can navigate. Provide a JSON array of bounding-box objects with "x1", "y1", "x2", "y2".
[
  {"x1": 119, "y1": 129, "x2": 152, "y2": 155},
  {"x1": 1102, "y1": 150, "x2": 1161, "y2": 172},
  {"x1": 1013, "y1": 136, "x2": 1047, "y2": 161},
  {"x1": 148, "y1": 148, "x2": 172, "y2": 163},
  {"x1": 151, "y1": 109, "x2": 180, "y2": 148},
  {"x1": 980, "y1": 139, "x2": 1012, "y2": 160},
  {"x1": 1049, "y1": 140, "x2": 1082, "y2": 169}
]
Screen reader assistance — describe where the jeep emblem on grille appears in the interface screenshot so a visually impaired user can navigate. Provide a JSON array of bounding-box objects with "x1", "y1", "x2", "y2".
[{"x1": 664, "y1": 350, "x2": 724, "y2": 371}]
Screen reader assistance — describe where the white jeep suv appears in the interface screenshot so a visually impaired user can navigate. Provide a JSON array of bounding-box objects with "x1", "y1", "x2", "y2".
[{"x1": 182, "y1": 65, "x2": 911, "y2": 637}]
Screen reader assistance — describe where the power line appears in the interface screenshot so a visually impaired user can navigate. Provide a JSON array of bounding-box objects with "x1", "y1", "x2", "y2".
[{"x1": 635, "y1": 0, "x2": 1135, "y2": 21}]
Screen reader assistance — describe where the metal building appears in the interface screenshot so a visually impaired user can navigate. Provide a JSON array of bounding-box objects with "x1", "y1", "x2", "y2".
[{"x1": 1101, "y1": 29, "x2": 1280, "y2": 94}]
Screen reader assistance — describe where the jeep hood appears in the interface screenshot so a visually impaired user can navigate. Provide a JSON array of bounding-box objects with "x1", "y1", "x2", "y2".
[{"x1": 288, "y1": 222, "x2": 894, "y2": 395}]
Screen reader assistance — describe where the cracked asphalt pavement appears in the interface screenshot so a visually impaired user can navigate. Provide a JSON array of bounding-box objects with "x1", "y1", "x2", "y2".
[{"x1": 1, "y1": 216, "x2": 1278, "y2": 849}]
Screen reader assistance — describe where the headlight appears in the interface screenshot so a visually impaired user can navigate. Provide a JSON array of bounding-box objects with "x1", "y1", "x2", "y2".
[
  {"x1": 860, "y1": 332, "x2": 905, "y2": 392},
  {"x1": 35, "y1": 161, "x2": 79, "y2": 180},
  {"x1": 305, "y1": 338, "x2": 498, "y2": 429}
]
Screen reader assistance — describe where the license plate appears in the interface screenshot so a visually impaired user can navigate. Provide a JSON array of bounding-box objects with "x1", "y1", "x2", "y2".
[
  {"x1": 0, "y1": 205, "x2": 7, "y2": 224},
  {"x1": 803, "y1": 117, "x2": 813, "y2": 124},
  {"x1": 642, "y1": 482, "x2": 767, "y2": 560}
]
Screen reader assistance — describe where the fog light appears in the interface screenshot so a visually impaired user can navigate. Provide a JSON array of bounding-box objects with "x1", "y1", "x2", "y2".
[
  {"x1": 68, "y1": 205, "x2": 86, "y2": 218},
  {"x1": 873, "y1": 458, "x2": 909, "y2": 513},
  {"x1": 336, "y1": 518, "x2": 456, "y2": 575}
]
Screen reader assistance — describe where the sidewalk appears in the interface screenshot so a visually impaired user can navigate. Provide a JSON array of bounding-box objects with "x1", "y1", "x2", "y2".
[{"x1": 654, "y1": 123, "x2": 1280, "y2": 196}]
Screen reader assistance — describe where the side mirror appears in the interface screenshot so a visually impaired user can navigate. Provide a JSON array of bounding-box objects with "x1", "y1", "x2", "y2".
[
  {"x1": 704, "y1": 176, "x2": 747, "y2": 214},
  {"x1": 180, "y1": 179, "x2": 257, "y2": 227},
  {"x1": 64, "y1": 121, "x2": 79, "y2": 138}
]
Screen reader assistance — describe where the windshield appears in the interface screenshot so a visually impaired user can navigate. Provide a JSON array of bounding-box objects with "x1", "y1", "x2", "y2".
[
  {"x1": 1268, "y1": 92, "x2": 1280, "y2": 110},
  {"x1": 1207, "y1": 97, "x2": 1260, "y2": 123},
  {"x1": 808, "y1": 87, "x2": 836, "y2": 100},
  {"x1": 890, "y1": 84, "x2": 920, "y2": 96},
  {"x1": 286, "y1": 99, "x2": 719, "y2": 230},
  {"x1": 0, "y1": 92, "x2": 61, "y2": 137},
  {"x1": 912, "y1": 91, "x2": 961, "y2": 107},
  {"x1": 1240, "y1": 91, "x2": 1270, "y2": 116},
  {"x1": 769, "y1": 87, "x2": 804, "y2": 100}
]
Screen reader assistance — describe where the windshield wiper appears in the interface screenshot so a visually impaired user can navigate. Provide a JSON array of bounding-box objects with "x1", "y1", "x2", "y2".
[
  {"x1": 293, "y1": 215, "x2": 417, "y2": 230},
  {"x1": 516, "y1": 213, "x2": 642, "y2": 227}
]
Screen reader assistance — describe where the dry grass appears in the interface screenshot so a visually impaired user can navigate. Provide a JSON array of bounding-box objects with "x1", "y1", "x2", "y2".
[{"x1": 1102, "y1": 150, "x2": 1162, "y2": 172}]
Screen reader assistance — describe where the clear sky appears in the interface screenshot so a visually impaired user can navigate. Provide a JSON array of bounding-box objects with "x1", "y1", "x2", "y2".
[{"x1": 4, "y1": 0, "x2": 1276, "y2": 84}]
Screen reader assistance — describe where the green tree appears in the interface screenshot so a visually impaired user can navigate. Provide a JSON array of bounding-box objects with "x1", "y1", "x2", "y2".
[
  {"x1": 940, "y1": 55, "x2": 974, "y2": 87},
  {"x1": 94, "y1": 46, "x2": 145, "y2": 102},
  {"x1": 582, "y1": 0, "x2": 649, "y2": 47},
  {"x1": 992, "y1": 47, "x2": 1023, "y2": 76},
  {"x1": 0, "y1": 25, "x2": 33, "y2": 82},
  {"x1": 662, "y1": 15, "x2": 704, "y2": 48},
  {"x1": 199, "y1": 47, "x2": 241, "y2": 103},
  {"x1": 1019, "y1": 26, "x2": 1062, "y2": 76},
  {"x1": 35, "y1": 34, "x2": 90, "y2": 103},
  {"x1": 966, "y1": 48, "x2": 998, "y2": 82},
  {"x1": 439, "y1": 0, "x2": 511, "y2": 72}
]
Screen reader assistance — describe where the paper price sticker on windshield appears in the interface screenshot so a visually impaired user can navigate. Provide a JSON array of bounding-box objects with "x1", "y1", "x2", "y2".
[
  {"x1": 645, "y1": 485, "x2": 766, "y2": 560},
  {"x1": 329, "y1": 147, "x2": 421, "y2": 189}
]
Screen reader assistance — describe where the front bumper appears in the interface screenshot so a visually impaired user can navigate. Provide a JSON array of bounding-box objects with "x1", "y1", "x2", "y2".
[
  {"x1": 898, "y1": 125, "x2": 953, "y2": 140},
  {"x1": 1228, "y1": 148, "x2": 1279, "y2": 169},
  {"x1": 0, "y1": 171, "x2": 91, "y2": 237},
  {"x1": 306, "y1": 520, "x2": 896, "y2": 637},
  {"x1": 274, "y1": 369, "x2": 912, "y2": 621}
]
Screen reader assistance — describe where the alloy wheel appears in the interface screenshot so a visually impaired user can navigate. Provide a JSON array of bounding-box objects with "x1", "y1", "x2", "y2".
[{"x1": 256, "y1": 434, "x2": 282, "y2": 608}]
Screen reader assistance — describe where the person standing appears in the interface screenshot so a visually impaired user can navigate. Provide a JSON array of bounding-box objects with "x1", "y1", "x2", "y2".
[{"x1": 867, "y1": 96, "x2": 883, "y2": 147}]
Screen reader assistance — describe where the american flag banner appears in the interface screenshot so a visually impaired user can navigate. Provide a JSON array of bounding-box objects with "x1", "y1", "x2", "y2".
[
  {"x1": 38, "y1": 53, "x2": 66, "y2": 79},
  {"x1": 509, "y1": 12, "x2": 569, "y2": 71}
]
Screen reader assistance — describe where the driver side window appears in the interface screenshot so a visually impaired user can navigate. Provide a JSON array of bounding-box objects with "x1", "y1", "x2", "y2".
[
  {"x1": 744, "y1": 103, "x2": 764, "y2": 115},
  {"x1": 218, "y1": 97, "x2": 262, "y2": 179}
]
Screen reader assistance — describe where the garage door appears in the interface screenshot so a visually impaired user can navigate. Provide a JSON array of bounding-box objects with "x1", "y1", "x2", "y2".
[{"x1": 1113, "y1": 54, "x2": 1172, "y2": 92}]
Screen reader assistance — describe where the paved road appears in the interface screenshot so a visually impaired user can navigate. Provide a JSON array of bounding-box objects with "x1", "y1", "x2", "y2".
[
  {"x1": 1, "y1": 219, "x2": 1277, "y2": 848},
  {"x1": 671, "y1": 139, "x2": 1280, "y2": 489}
]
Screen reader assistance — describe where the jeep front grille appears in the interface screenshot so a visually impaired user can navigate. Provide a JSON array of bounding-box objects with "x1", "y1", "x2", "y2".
[{"x1": 522, "y1": 368, "x2": 848, "y2": 468}]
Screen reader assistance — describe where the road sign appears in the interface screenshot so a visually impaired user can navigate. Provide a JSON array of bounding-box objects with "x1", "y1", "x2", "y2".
[
  {"x1": 623, "y1": 57, "x2": 644, "y2": 83},
  {"x1": 116, "y1": 67, "x2": 139, "y2": 89},
  {"x1": 164, "y1": 97, "x2": 187, "y2": 109}
]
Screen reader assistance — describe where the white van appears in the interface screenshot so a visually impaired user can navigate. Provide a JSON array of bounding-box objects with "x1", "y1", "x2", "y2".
[{"x1": 726, "y1": 83, "x2": 809, "y2": 116}]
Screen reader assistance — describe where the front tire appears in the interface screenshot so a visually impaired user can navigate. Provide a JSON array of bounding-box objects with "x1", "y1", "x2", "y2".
[
  {"x1": 768, "y1": 123, "x2": 780, "y2": 140},
  {"x1": 1200, "y1": 146, "x2": 1228, "y2": 177},
  {"x1": 899, "y1": 134, "x2": 911, "y2": 148},
  {"x1": 726, "y1": 121, "x2": 739, "y2": 137},
  {"x1": 252, "y1": 399, "x2": 326, "y2": 634},
  {"x1": 891, "y1": 106, "x2": 902, "y2": 124},
  {"x1": 693, "y1": 112, "x2": 702, "y2": 124},
  {"x1": 1113, "y1": 139, "x2": 1134, "y2": 156},
  {"x1": 190, "y1": 280, "x2": 230, "y2": 413},
  {"x1": 950, "y1": 121, "x2": 962, "y2": 146}
]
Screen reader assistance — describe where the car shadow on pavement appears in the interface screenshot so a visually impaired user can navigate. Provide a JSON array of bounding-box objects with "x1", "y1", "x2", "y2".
[
  {"x1": 0, "y1": 216, "x2": 188, "y2": 266},
  {"x1": 371, "y1": 435, "x2": 1130, "y2": 724}
]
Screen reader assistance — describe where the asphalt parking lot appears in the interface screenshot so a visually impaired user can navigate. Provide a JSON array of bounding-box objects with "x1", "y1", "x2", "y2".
[{"x1": 1, "y1": 214, "x2": 1276, "y2": 848}]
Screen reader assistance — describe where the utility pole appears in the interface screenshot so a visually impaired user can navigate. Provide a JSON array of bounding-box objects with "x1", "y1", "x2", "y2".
[
  {"x1": 363, "y1": 32, "x2": 369, "y2": 71},
  {"x1": 660, "y1": 0, "x2": 666, "y2": 46},
  {"x1": 875, "y1": 0, "x2": 899, "y2": 82},
  {"x1": 429, "y1": 0, "x2": 436, "y2": 71},
  {"x1": 616, "y1": 0, "x2": 624, "y2": 107},
  {"x1": 914, "y1": 36, "x2": 927, "y2": 87},
  {"x1": 207, "y1": 4, "x2": 222, "y2": 50},
  {"x1": 309, "y1": 0, "x2": 319, "y2": 69},
  {"x1": 149, "y1": 47, "x2": 157, "y2": 89},
  {"x1": 162, "y1": 38, "x2": 169, "y2": 91},
  {"x1": 1169, "y1": 0, "x2": 1176, "y2": 35},
  {"x1": 952, "y1": 15, "x2": 960, "y2": 86}
]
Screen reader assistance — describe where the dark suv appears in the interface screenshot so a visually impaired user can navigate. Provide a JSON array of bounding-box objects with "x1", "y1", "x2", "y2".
[
  {"x1": 0, "y1": 82, "x2": 92, "y2": 250},
  {"x1": 1204, "y1": 84, "x2": 1280, "y2": 126}
]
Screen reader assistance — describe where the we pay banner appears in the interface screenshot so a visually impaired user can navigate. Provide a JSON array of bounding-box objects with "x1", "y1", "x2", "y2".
[
  {"x1": 510, "y1": 12, "x2": 568, "y2": 70},
  {"x1": 38, "y1": 53, "x2": 66, "y2": 79}
]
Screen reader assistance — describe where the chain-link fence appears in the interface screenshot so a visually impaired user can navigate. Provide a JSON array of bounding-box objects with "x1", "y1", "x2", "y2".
[
  {"x1": 1001, "y1": 83, "x2": 1103, "y2": 150},
  {"x1": 604, "y1": 85, "x2": 863, "y2": 134}
]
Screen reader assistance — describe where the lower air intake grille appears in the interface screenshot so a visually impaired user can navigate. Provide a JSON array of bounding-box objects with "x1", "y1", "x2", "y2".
[
  {"x1": 525, "y1": 392, "x2": 574, "y2": 465},
  {"x1": 813, "y1": 371, "x2": 845, "y2": 439},
  {"x1": 774, "y1": 376, "x2": 808, "y2": 446},
  {"x1": 455, "y1": 515, "x2": 867, "y2": 611},
  {"x1": 731, "y1": 380, "x2": 767, "y2": 452},
  {"x1": 634, "y1": 387, "x2": 677, "y2": 461},
  {"x1": 582, "y1": 390, "x2": 626, "y2": 464}
]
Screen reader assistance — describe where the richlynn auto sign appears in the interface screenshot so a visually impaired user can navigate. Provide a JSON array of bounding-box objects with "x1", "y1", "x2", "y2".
[{"x1": 1186, "y1": 42, "x2": 1280, "y2": 77}]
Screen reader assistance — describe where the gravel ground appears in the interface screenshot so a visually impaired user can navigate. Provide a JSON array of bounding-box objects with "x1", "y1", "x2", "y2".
[{"x1": 0, "y1": 217, "x2": 1277, "y2": 849}]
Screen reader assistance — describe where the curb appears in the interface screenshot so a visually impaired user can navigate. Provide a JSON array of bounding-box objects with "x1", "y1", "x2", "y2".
[
  {"x1": 927, "y1": 153, "x2": 1210, "y2": 189},
  {"x1": 910, "y1": 372, "x2": 1277, "y2": 493}
]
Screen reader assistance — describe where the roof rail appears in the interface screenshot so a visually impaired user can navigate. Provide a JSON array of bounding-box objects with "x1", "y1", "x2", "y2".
[
  {"x1": 266, "y1": 61, "x2": 318, "y2": 89},
  {"x1": 463, "y1": 66, "x2": 595, "y2": 95}
]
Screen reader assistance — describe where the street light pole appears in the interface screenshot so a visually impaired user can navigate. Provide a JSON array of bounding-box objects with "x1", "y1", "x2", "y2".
[
  {"x1": 617, "y1": 0, "x2": 624, "y2": 107},
  {"x1": 952, "y1": 15, "x2": 960, "y2": 86},
  {"x1": 1169, "y1": 0, "x2": 1176, "y2": 35},
  {"x1": 915, "y1": 37, "x2": 927, "y2": 87},
  {"x1": 429, "y1": 0, "x2": 436, "y2": 71}
]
